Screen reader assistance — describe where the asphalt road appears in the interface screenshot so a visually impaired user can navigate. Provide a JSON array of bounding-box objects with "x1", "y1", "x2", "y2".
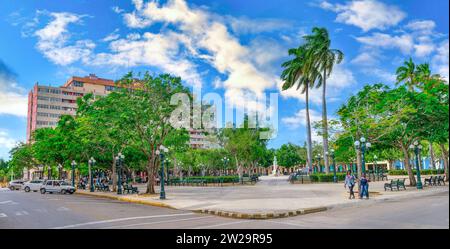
[{"x1": 0, "y1": 188, "x2": 448, "y2": 229}]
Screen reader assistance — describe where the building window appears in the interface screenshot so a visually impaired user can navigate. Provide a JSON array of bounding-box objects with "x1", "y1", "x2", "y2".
[
  {"x1": 50, "y1": 89, "x2": 61, "y2": 94},
  {"x1": 37, "y1": 104, "x2": 49, "y2": 109},
  {"x1": 72, "y1": 81, "x2": 84, "y2": 87},
  {"x1": 36, "y1": 120, "x2": 48, "y2": 125},
  {"x1": 105, "y1": 85, "x2": 115, "y2": 91}
]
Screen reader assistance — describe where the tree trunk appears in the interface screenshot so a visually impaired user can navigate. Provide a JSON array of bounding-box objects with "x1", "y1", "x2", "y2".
[
  {"x1": 401, "y1": 144, "x2": 416, "y2": 186},
  {"x1": 322, "y1": 68, "x2": 330, "y2": 174},
  {"x1": 429, "y1": 142, "x2": 436, "y2": 170},
  {"x1": 305, "y1": 86, "x2": 313, "y2": 172},
  {"x1": 235, "y1": 155, "x2": 243, "y2": 181},
  {"x1": 356, "y1": 149, "x2": 362, "y2": 179},
  {"x1": 439, "y1": 144, "x2": 449, "y2": 181},
  {"x1": 146, "y1": 155, "x2": 156, "y2": 194}
]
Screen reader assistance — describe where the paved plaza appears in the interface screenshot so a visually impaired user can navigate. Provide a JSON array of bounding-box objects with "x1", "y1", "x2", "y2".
[{"x1": 76, "y1": 175, "x2": 449, "y2": 216}]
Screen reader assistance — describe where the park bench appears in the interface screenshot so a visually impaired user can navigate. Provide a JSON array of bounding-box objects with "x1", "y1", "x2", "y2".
[
  {"x1": 424, "y1": 176, "x2": 434, "y2": 186},
  {"x1": 77, "y1": 182, "x2": 86, "y2": 190},
  {"x1": 384, "y1": 179, "x2": 406, "y2": 191},
  {"x1": 432, "y1": 176, "x2": 438, "y2": 186},
  {"x1": 437, "y1": 175, "x2": 446, "y2": 186},
  {"x1": 378, "y1": 172, "x2": 388, "y2": 181},
  {"x1": 241, "y1": 177, "x2": 256, "y2": 185},
  {"x1": 95, "y1": 183, "x2": 110, "y2": 192},
  {"x1": 123, "y1": 184, "x2": 139, "y2": 194}
]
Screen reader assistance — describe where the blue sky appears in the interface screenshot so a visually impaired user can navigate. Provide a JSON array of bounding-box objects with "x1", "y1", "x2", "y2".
[{"x1": 0, "y1": 0, "x2": 448, "y2": 160}]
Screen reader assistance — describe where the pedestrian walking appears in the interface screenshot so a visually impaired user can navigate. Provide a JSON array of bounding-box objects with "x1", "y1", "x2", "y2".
[
  {"x1": 360, "y1": 173, "x2": 369, "y2": 199},
  {"x1": 344, "y1": 170, "x2": 356, "y2": 199}
]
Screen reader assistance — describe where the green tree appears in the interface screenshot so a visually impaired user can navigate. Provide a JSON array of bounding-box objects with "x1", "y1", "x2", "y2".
[
  {"x1": 280, "y1": 45, "x2": 321, "y2": 171},
  {"x1": 116, "y1": 72, "x2": 191, "y2": 194},
  {"x1": 276, "y1": 143, "x2": 304, "y2": 168},
  {"x1": 303, "y1": 27, "x2": 344, "y2": 174}
]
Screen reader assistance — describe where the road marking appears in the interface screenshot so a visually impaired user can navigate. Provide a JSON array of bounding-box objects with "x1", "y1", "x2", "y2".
[
  {"x1": 0, "y1": 200, "x2": 18, "y2": 205},
  {"x1": 0, "y1": 213, "x2": 7, "y2": 218},
  {"x1": 34, "y1": 208, "x2": 49, "y2": 213},
  {"x1": 15, "y1": 211, "x2": 29, "y2": 216},
  {"x1": 52, "y1": 212, "x2": 196, "y2": 229},
  {"x1": 194, "y1": 220, "x2": 254, "y2": 229},
  {"x1": 57, "y1": 207, "x2": 70, "y2": 211},
  {"x1": 102, "y1": 216, "x2": 212, "y2": 229}
]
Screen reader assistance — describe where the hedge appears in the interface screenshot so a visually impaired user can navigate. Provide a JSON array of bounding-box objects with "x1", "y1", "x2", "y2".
[
  {"x1": 169, "y1": 176, "x2": 240, "y2": 183},
  {"x1": 309, "y1": 173, "x2": 347, "y2": 182},
  {"x1": 388, "y1": 169, "x2": 445, "y2": 175}
]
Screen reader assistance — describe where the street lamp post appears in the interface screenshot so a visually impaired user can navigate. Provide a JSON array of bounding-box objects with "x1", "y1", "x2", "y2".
[
  {"x1": 409, "y1": 141, "x2": 423, "y2": 190},
  {"x1": 316, "y1": 154, "x2": 322, "y2": 173},
  {"x1": 88, "y1": 157, "x2": 96, "y2": 192},
  {"x1": 156, "y1": 145, "x2": 169, "y2": 200},
  {"x1": 71, "y1": 160, "x2": 76, "y2": 187},
  {"x1": 115, "y1": 153, "x2": 125, "y2": 195},
  {"x1": 374, "y1": 155, "x2": 378, "y2": 181},
  {"x1": 354, "y1": 137, "x2": 371, "y2": 174},
  {"x1": 221, "y1": 157, "x2": 229, "y2": 186},
  {"x1": 328, "y1": 149, "x2": 337, "y2": 183}
]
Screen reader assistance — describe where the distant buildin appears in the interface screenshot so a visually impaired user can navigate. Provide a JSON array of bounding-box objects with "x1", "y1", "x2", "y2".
[
  {"x1": 26, "y1": 74, "x2": 210, "y2": 147},
  {"x1": 26, "y1": 74, "x2": 116, "y2": 142}
]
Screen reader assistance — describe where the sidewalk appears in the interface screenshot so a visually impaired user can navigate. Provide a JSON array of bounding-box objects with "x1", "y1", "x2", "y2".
[{"x1": 75, "y1": 175, "x2": 449, "y2": 219}]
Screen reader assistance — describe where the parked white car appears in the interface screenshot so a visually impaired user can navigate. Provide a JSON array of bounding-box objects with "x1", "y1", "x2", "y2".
[
  {"x1": 8, "y1": 180, "x2": 25, "y2": 190},
  {"x1": 23, "y1": 179, "x2": 45, "y2": 192},
  {"x1": 40, "y1": 180, "x2": 76, "y2": 194}
]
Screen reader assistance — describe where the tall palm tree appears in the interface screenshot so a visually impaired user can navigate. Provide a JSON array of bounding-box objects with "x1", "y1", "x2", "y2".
[
  {"x1": 396, "y1": 58, "x2": 417, "y2": 91},
  {"x1": 280, "y1": 46, "x2": 322, "y2": 172},
  {"x1": 303, "y1": 27, "x2": 343, "y2": 174}
]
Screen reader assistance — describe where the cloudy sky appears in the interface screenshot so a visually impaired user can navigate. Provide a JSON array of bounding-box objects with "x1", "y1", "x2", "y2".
[{"x1": 0, "y1": 0, "x2": 448, "y2": 159}]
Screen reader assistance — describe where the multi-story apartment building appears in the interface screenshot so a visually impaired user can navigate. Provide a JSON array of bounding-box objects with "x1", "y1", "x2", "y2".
[
  {"x1": 26, "y1": 74, "x2": 116, "y2": 142},
  {"x1": 26, "y1": 74, "x2": 211, "y2": 149}
]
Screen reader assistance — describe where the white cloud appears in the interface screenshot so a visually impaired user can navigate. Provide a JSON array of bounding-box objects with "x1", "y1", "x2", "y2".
[
  {"x1": 414, "y1": 42, "x2": 435, "y2": 57},
  {"x1": 405, "y1": 20, "x2": 436, "y2": 34},
  {"x1": 119, "y1": 0, "x2": 279, "y2": 105},
  {"x1": 112, "y1": 6, "x2": 125, "y2": 14},
  {"x1": 319, "y1": 0, "x2": 406, "y2": 32},
  {"x1": 0, "y1": 131, "x2": 18, "y2": 151},
  {"x1": 351, "y1": 51, "x2": 379, "y2": 65},
  {"x1": 0, "y1": 61, "x2": 27, "y2": 117},
  {"x1": 432, "y1": 39, "x2": 449, "y2": 81},
  {"x1": 356, "y1": 33, "x2": 414, "y2": 54},
  {"x1": 102, "y1": 28, "x2": 120, "y2": 42},
  {"x1": 34, "y1": 12, "x2": 95, "y2": 66},
  {"x1": 226, "y1": 16, "x2": 293, "y2": 35},
  {"x1": 279, "y1": 63, "x2": 356, "y2": 105},
  {"x1": 282, "y1": 108, "x2": 323, "y2": 142},
  {"x1": 92, "y1": 31, "x2": 203, "y2": 86}
]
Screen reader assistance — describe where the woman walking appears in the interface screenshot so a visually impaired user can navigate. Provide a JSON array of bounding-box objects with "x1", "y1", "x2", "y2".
[{"x1": 344, "y1": 170, "x2": 356, "y2": 199}]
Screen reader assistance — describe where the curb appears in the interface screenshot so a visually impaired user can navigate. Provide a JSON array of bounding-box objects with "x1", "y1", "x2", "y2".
[
  {"x1": 193, "y1": 206, "x2": 328, "y2": 220},
  {"x1": 75, "y1": 191, "x2": 175, "y2": 209}
]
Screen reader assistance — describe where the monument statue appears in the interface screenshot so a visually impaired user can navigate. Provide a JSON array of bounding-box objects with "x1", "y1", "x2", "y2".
[{"x1": 272, "y1": 156, "x2": 278, "y2": 176}]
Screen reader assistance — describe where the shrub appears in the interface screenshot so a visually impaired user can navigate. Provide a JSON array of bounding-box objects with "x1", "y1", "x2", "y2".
[
  {"x1": 388, "y1": 169, "x2": 445, "y2": 175},
  {"x1": 170, "y1": 176, "x2": 240, "y2": 183},
  {"x1": 309, "y1": 173, "x2": 347, "y2": 182}
]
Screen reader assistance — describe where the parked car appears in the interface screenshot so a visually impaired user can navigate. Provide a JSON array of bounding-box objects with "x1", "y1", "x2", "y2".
[
  {"x1": 23, "y1": 179, "x2": 45, "y2": 192},
  {"x1": 40, "y1": 180, "x2": 76, "y2": 194},
  {"x1": 8, "y1": 180, "x2": 25, "y2": 190}
]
